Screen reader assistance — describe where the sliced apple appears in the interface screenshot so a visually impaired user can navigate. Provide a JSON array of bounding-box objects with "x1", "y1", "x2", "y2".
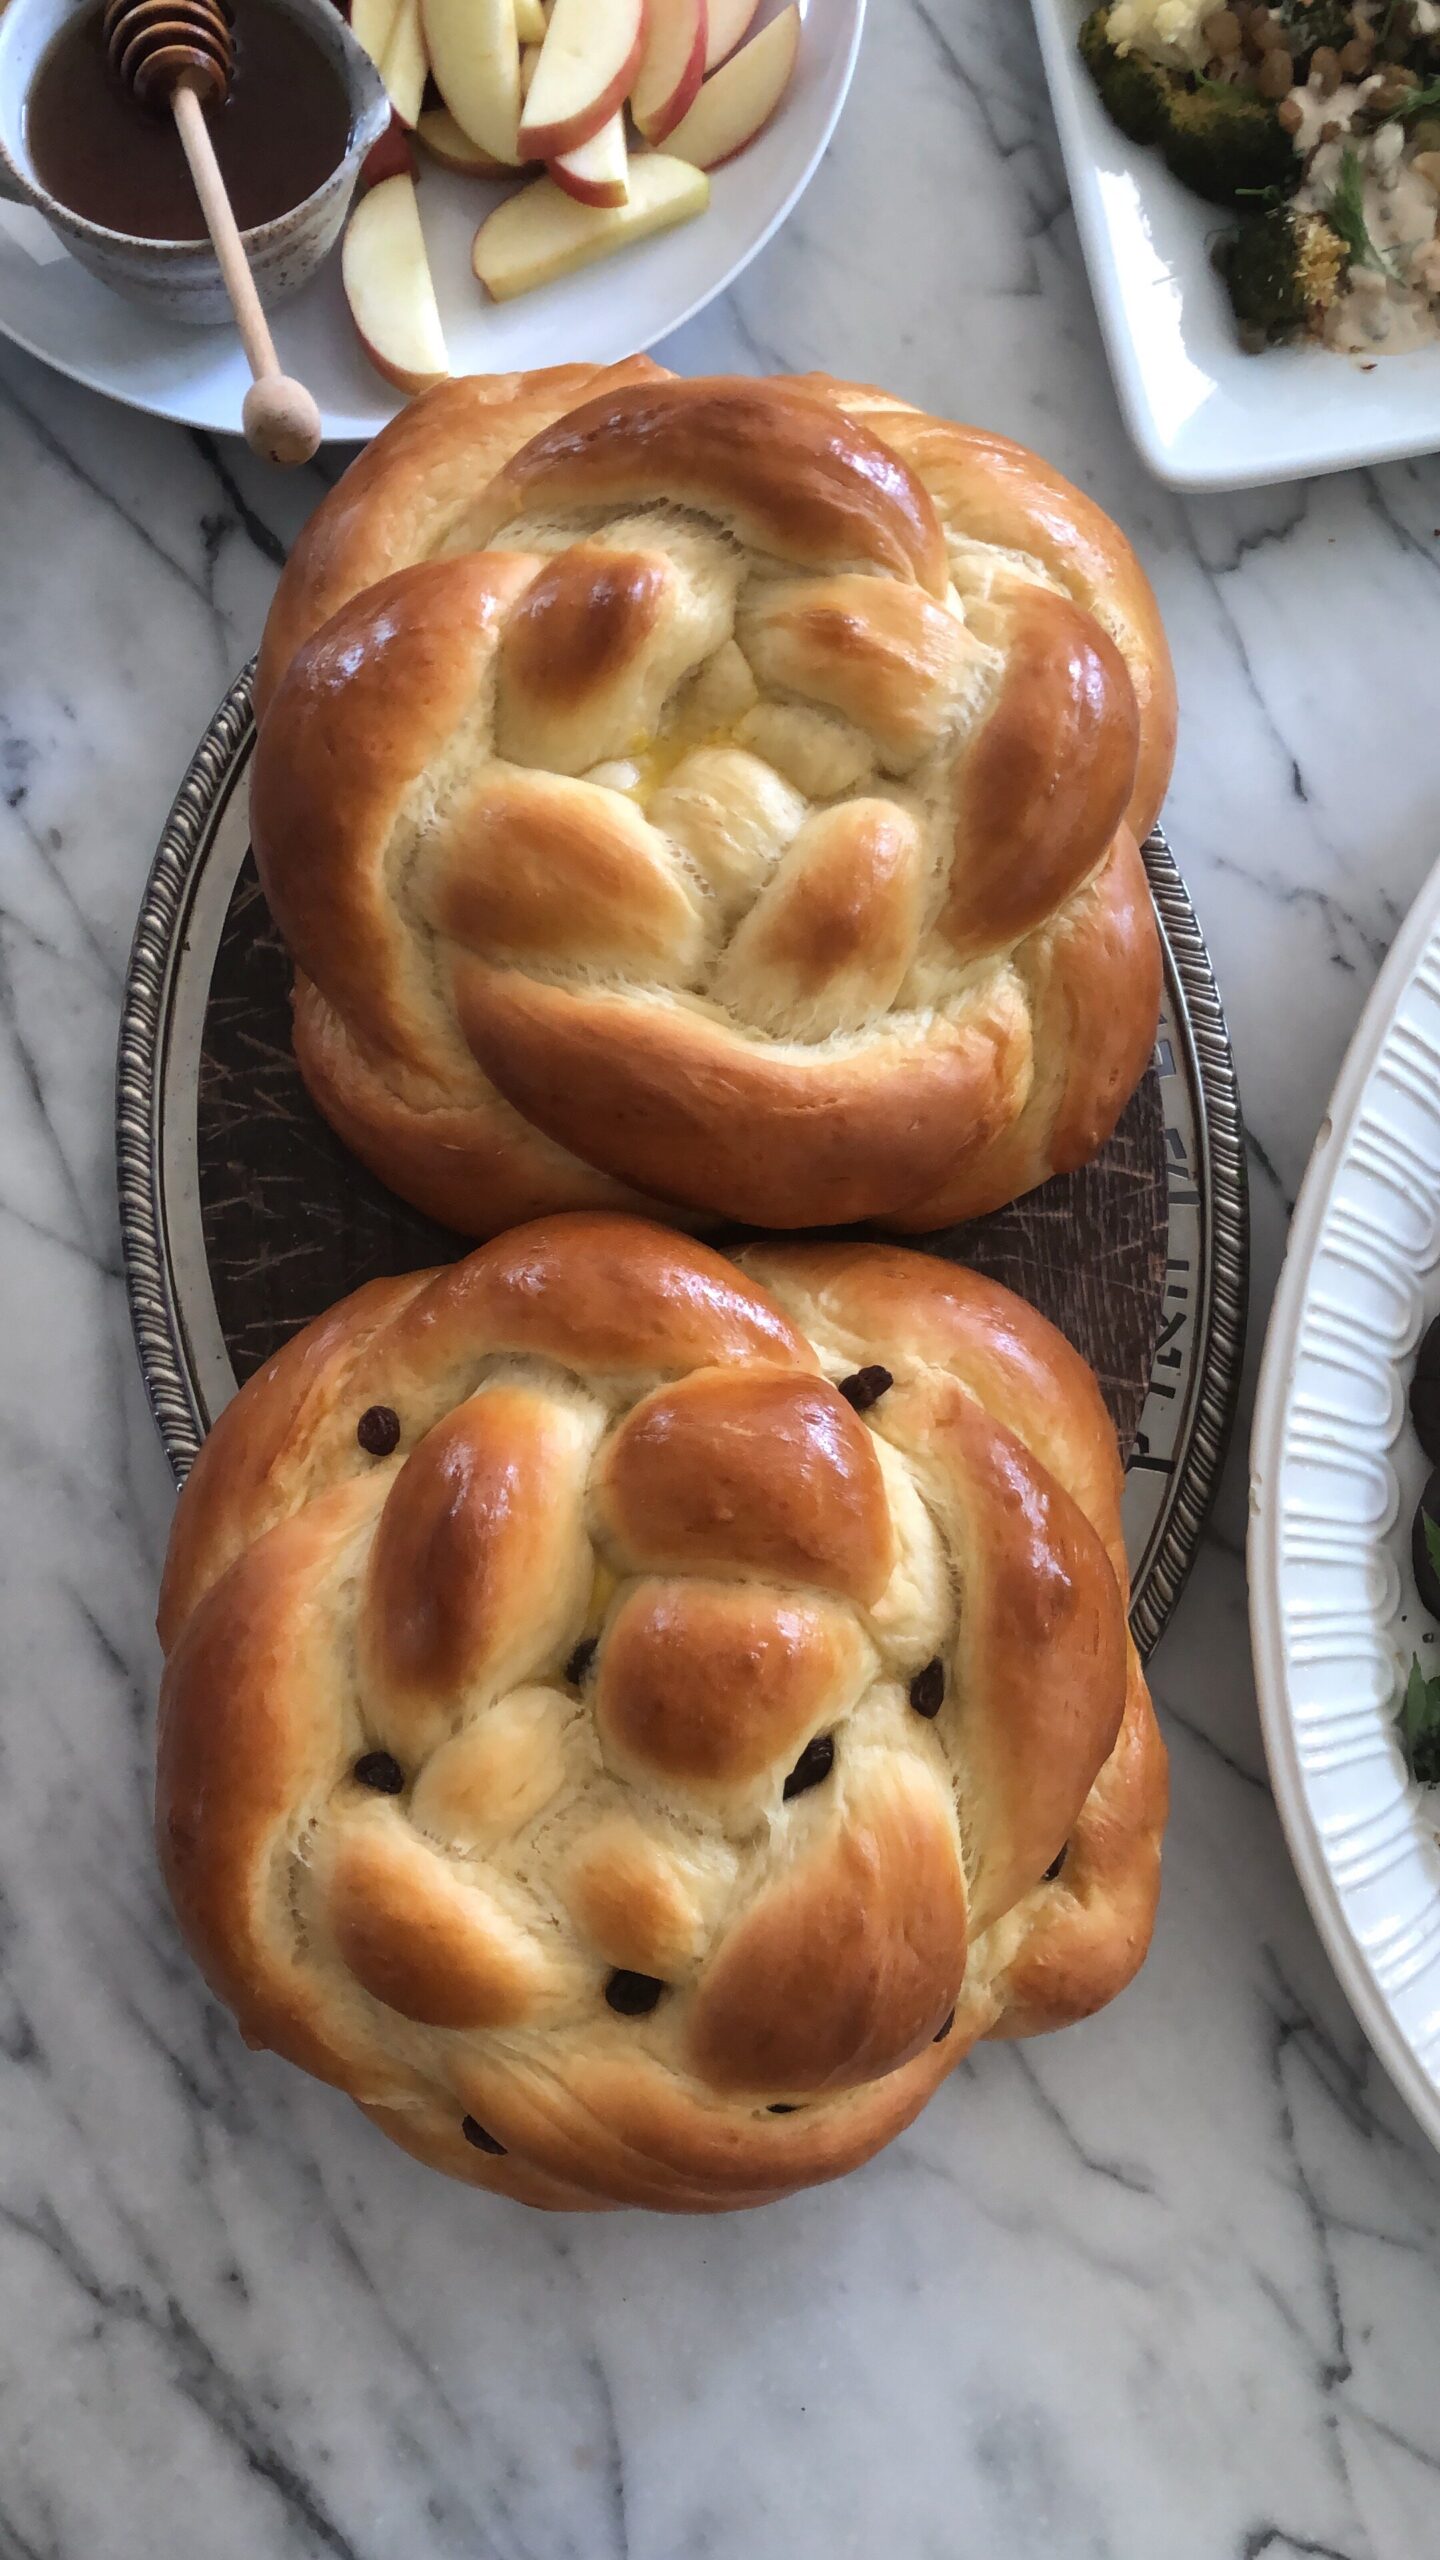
[
  {"x1": 514, "y1": 0, "x2": 546, "y2": 33},
  {"x1": 473, "y1": 153, "x2": 708, "y2": 299},
  {"x1": 360, "y1": 109, "x2": 419, "y2": 187},
  {"x1": 517, "y1": 0, "x2": 645, "y2": 161},
  {"x1": 550, "y1": 110, "x2": 628, "y2": 206},
  {"x1": 416, "y1": 104, "x2": 510, "y2": 172},
  {"x1": 520, "y1": 37, "x2": 541, "y2": 96},
  {"x1": 349, "y1": 0, "x2": 402, "y2": 73},
  {"x1": 631, "y1": 0, "x2": 706, "y2": 142},
  {"x1": 663, "y1": 2, "x2": 797, "y2": 168},
  {"x1": 377, "y1": 0, "x2": 427, "y2": 127},
  {"x1": 703, "y1": 0, "x2": 757, "y2": 69},
  {"x1": 421, "y1": 0, "x2": 523, "y2": 163},
  {"x1": 343, "y1": 173, "x2": 450, "y2": 394}
]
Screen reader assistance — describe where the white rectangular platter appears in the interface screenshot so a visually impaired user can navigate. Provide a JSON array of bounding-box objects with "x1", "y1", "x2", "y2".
[{"x1": 1029, "y1": 0, "x2": 1440, "y2": 489}]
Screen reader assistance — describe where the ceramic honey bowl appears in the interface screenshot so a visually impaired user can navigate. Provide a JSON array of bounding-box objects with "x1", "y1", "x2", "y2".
[{"x1": 0, "y1": 0, "x2": 389, "y2": 324}]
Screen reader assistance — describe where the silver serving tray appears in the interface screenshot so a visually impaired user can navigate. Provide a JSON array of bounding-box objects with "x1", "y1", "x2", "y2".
[{"x1": 117, "y1": 664, "x2": 1248, "y2": 1658}]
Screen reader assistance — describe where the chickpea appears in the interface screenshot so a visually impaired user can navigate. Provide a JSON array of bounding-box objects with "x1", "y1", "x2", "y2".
[
  {"x1": 1311, "y1": 43, "x2": 1342, "y2": 91},
  {"x1": 1203, "y1": 8, "x2": 1243, "y2": 54},
  {"x1": 1372, "y1": 67, "x2": 1417, "y2": 109},
  {"x1": 1339, "y1": 34, "x2": 1374, "y2": 74},
  {"x1": 1257, "y1": 42, "x2": 1295, "y2": 93},
  {"x1": 1412, "y1": 149, "x2": 1440, "y2": 194},
  {"x1": 1277, "y1": 90, "x2": 1305, "y2": 130}
]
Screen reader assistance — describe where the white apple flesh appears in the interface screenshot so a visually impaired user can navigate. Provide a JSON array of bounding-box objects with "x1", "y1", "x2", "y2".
[
  {"x1": 377, "y1": 0, "x2": 426, "y2": 128},
  {"x1": 473, "y1": 153, "x2": 708, "y2": 299},
  {"x1": 630, "y1": 0, "x2": 706, "y2": 143},
  {"x1": 349, "y1": 0, "x2": 402, "y2": 76},
  {"x1": 421, "y1": 0, "x2": 524, "y2": 163},
  {"x1": 550, "y1": 112, "x2": 629, "y2": 208},
  {"x1": 663, "y1": 2, "x2": 798, "y2": 168},
  {"x1": 517, "y1": 0, "x2": 646, "y2": 161},
  {"x1": 342, "y1": 173, "x2": 450, "y2": 394},
  {"x1": 702, "y1": 0, "x2": 757, "y2": 69},
  {"x1": 415, "y1": 105, "x2": 510, "y2": 174}
]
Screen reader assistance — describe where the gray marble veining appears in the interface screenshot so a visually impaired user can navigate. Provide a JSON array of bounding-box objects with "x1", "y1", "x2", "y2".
[{"x1": 3, "y1": 3, "x2": 1440, "y2": 2553}]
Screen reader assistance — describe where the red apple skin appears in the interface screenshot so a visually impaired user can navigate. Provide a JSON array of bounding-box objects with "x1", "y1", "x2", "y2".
[
  {"x1": 517, "y1": 0, "x2": 648, "y2": 160},
  {"x1": 666, "y1": 8, "x2": 800, "y2": 169},
  {"x1": 548, "y1": 154, "x2": 628, "y2": 207},
  {"x1": 352, "y1": 329, "x2": 447, "y2": 397},
  {"x1": 343, "y1": 175, "x2": 448, "y2": 395},
  {"x1": 631, "y1": 0, "x2": 706, "y2": 144},
  {"x1": 359, "y1": 114, "x2": 418, "y2": 189}
]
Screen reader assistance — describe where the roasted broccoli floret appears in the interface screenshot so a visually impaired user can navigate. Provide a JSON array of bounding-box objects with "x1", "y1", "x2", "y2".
[
  {"x1": 1078, "y1": 6, "x2": 1170, "y2": 144},
  {"x1": 1078, "y1": 7, "x2": 1301, "y2": 208},
  {"x1": 1163, "y1": 80, "x2": 1303, "y2": 204},
  {"x1": 1216, "y1": 201, "x2": 1349, "y2": 344}
]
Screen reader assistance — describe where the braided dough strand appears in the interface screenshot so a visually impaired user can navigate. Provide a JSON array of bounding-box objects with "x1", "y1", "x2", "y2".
[{"x1": 157, "y1": 1216, "x2": 1165, "y2": 2214}]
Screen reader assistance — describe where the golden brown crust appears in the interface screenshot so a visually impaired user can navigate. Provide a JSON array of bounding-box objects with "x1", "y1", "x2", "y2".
[
  {"x1": 251, "y1": 371, "x2": 1174, "y2": 1238},
  {"x1": 157, "y1": 1216, "x2": 1166, "y2": 2212},
  {"x1": 460, "y1": 376, "x2": 952, "y2": 593},
  {"x1": 787, "y1": 377, "x2": 1178, "y2": 844},
  {"x1": 254, "y1": 358, "x2": 669, "y2": 717}
]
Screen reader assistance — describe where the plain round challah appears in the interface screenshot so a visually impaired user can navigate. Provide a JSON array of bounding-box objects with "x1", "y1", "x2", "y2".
[
  {"x1": 156, "y1": 1215, "x2": 1167, "y2": 2213},
  {"x1": 250, "y1": 366, "x2": 1175, "y2": 1237}
]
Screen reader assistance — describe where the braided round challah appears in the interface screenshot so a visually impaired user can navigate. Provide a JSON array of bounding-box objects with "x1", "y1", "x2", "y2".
[
  {"x1": 157, "y1": 1216, "x2": 1166, "y2": 2213},
  {"x1": 251, "y1": 365, "x2": 1176, "y2": 1236}
]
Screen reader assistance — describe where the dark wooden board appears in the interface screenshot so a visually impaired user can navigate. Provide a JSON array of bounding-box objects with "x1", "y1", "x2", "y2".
[{"x1": 196, "y1": 856, "x2": 1169, "y2": 1452}]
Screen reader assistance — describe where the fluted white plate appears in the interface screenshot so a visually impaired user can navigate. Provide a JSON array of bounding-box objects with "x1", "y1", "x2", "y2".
[
  {"x1": 1251, "y1": 866, "x2": 1440, "y2": 2156},
  {"x1": 0, "y1": 0, "x2": 861, "y2": 442}
]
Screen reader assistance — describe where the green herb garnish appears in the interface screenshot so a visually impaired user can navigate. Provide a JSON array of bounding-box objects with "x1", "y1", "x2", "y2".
[
  {"x1": 1400, "y1": 1513, "x2": 1440, "y2": 1784},
  {"x1": 1326, "y1": 143, "x2": 1401, "y2": 276},
  {"x1": 1379, "y1": 75, "x2": 1440, "y2": 119},
  {"x1": 1400, "y1": 1656, "x2": 1440, "y2": 1783}
]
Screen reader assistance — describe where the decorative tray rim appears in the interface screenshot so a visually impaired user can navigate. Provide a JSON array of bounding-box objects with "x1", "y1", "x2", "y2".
[{"x1": 117, "y1": 660, "x2": 1249, "y2": 1662}]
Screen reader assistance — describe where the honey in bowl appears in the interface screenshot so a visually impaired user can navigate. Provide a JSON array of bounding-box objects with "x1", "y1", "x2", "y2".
[{"x1": 25, "y1": 0, "x2": 352, "y2": 241}]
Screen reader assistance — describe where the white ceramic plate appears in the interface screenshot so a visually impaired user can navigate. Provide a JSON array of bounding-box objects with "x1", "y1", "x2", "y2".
[
  {"x1": 1251, "y1": 863, "x2": 1440, "y2": 2158},
  {"x1": 1029, "y1": 0, "x2": 1440, "y2": 490},
  {"x1": 0, "y1": 0, "x2": 862, "y2": 441}
]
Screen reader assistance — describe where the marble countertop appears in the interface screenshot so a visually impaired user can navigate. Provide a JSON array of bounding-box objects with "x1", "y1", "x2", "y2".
[{"x1": 3, "y1": 4, "x2": 1440, "y2": 2554}]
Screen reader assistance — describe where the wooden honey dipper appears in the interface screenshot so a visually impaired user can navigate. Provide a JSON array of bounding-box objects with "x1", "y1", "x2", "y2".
[{"x1": 102, "y1": 0, "x2": 322, "y2": 463}]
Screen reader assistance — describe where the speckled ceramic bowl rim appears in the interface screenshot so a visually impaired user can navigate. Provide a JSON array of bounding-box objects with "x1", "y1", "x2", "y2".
[{"x1": 0, "y1": 0, "x2": 371, "y2": 258}]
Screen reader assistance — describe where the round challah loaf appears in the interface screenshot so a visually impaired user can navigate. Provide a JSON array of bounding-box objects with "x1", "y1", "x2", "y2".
[
  {"x1": 157, "y1": 1216, "x2": 1167, "y2": 2213},
  {"x1": 250, "y1": 367, "x2": 1176, "y2": 1236}
]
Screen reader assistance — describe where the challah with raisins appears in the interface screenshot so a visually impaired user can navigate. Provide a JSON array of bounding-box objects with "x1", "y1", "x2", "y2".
[{"x1": 156, "y1": 1215, "x2": 1167, "y2": 2214}]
